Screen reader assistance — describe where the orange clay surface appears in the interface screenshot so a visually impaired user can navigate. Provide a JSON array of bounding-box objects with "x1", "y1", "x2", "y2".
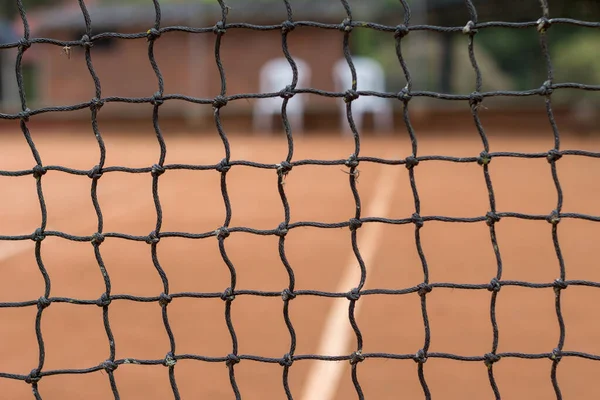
[{"x1": 1, "y1": 123, "x2": 600, "y2": 399}]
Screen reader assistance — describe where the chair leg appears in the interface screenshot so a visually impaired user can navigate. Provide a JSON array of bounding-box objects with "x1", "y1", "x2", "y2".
[
  {"x1": 287, "y1": 112, "x2": 304, "y2": 136},
  {"x1": 253, "y1": 108, "x2": 273, "y2": 134},
  {"x1": 374, "y1": 107, "x2": 394, "y2": 134}
]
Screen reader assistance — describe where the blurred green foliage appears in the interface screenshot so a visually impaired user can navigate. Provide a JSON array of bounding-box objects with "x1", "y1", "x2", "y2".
[
  {"x1": 475, "y1": 29, "x2": 544, "y2": 90},
  {"x1": 551, "y1": 30, "x2": 600, "y2": 102},
  {"x1": 552, "y1": 30, "x2": 600, "y2": 83},
  {"x1": 7, "y1": 0, "x2": 598, "y2": 96},
  {"x1": 350, "y1": 0, "x2": 600, "y2": 94}
]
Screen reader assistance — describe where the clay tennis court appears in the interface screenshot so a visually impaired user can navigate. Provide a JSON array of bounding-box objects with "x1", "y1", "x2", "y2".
[{"x1": 1, "y1": 116, "x2": 600, "y2": 399}]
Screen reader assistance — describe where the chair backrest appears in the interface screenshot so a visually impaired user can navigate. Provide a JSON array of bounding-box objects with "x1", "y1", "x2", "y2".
[
  {"x1": 259, "y1": 57, "x2": 311, "y2": 95},
  {"x1": 333, "y1": 56, "x2": 386, "y2": 93}
]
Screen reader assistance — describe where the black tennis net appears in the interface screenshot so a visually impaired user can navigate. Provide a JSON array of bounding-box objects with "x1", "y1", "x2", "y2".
[{"x1": 1, "y1": 0, "x2": 600, "y2": 399}]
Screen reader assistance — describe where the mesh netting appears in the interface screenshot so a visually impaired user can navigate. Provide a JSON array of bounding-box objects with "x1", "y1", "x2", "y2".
[{"x1": 0, "y1": 0, "x2": 600, "y2": 399}]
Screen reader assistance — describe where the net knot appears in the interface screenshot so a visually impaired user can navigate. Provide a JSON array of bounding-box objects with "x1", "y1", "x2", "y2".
[
  {"x1": 282, "y1": 288, "x2": 296, "y2": 301},
  {"x1": 146, "y1": 231, "x2": 160, "y2": 244},
  {"x1": 547, "y1": 209, "x2": 560, "y2": 225},
  {"x1": 276, "y1": 222, "x2": 288, "y2": 237},
  {"x1": 88, "y1": 165, "x2": 103, "y2": 179},
  {"x1": 96, "y1": 292, "x2": 111, "y2": 307},
  {"x1": 344, "y1": 89, "x2": 359, "y2": 103},
  {"x1": 32, "y1": 164, "x2": 46, "y2": 179},
  {"x1": 151, "y1": 92, "x2": 164, "y2": 106},
  {"x1": 551, "y1": 348, "x2": 562, "y2": 362},
  {"x1": 346, "y1": 287, "x2": 361, "y2": 301},
  {"x1": 414, "y1": 349, "x2": 427, "y2": 364},
  {"x1": 345, "y1": 154, "x2": 359, "y2": 168},
  {"x1": 417, "y1": 282, "x2": 432, "y2": 296},
  {"x1": 349, "y1": 350, "x2": 365, "y2": 365},
  {"x1": 397, "y1": 87, "x2": 411, "y2": 103},
  {"x1": 281, "y1": 20, "x2": 295, "y2": 33},
  {"x1": 394, "y1": 24, "x2": 409, "y2": 39},
  {"x1": 213, "y1": 95, "x2": 228, "y2": 109},
  {"x1": 484, "y1": 353, "x2": 500, "y2": 368},
  {"x1": 151, "y1": 164, "x2": 165, "y2": 177},
  {"x1": 349, "y1": 218, "x2": 363, "y2": 231},
  {"x1": 92, "y1": 232, "x2": 105, "y2": 245},
  {"x1": 279, "y1": 85, "x2": 295, "y2": 100},
  {"x1": 277, "y1": 161, "x2": 293, "y2": 176},
  {"x1": 469, "y1": 92, "x2": 483, "y2": 109},
  {"x1": 488, "y1": 277, "x2": 501, "y2": 292},
  {"x1": 539, "y1": 80, "x2": 553, "y2": 96},
  {"x1": 19, "y1": 108, "x2": 31, "y2": 122},
  {"x1": 216, "y1": 158, "x2": 231, "y2": 173},
  {"x1": 553, "y1": 279, "x2": 568, "y2": 291},
  {"x1": 159, "y1": 292, "x2": 172, "y2": 306},
  {"x1": 146, "y1": 28, "x2": 161, "y2": 41},
  {"x1": 486, "y1": 212, "x2": 500, "y2": 226},
  {"x1": 32, "y1": 228, "x2": 45, "y2": 242},
  {"x1": 462, "y1": 20, "x2": 477, "y2": 35},
  {"x1": 226, "y1": 353, "x2": 240, "y2": 366},
  {"x1": 216, "y1": 227, "x2": 230, "y2": 239},
  {"x1": 537, "y1": 17, "x2": 551, "y2": 33},
  {"x1": 478, "y1": 151, "x2": 491, "y2": 166},
  {"x1": 412, "y1": 213, "x2": 424, "y2": 228},
  {"x1": 25, "y1": 369, "x2": 41, "y2": 384},
  {"x1": 279, "y1": 353, "x2": 293, "y2": 367},
  {"x1": 546, "y1": 149, "x2": 562, "y2": 163},
  {"x1": 102, "y1": 360, "x2": 118, "y2": 372},
  {"x1": 37, "y1": 296, "x2": 51, "y2": 310},
  {"x1": 213, "y1": 21, "x2": 226, "y2": 35},
  {"x1": 221, "y1": 287, "x2": 235, "y2": 302},
  {"x1": 18, "y1": 38, "x2": 31, "y2": 51},
  {"x1": 164, "y1": 352, "x2": 177, "y2": 367},
  {"x1": 81, "y1": 34, "x2": 92, "y2": 48},
  {"x1": 405, "y1": 155, "x2": 419, "y2": 169},
  {"x1": 90, "y1": 97, "x2": 104, "y2": 111},
  {"x1": 340, "y1": 18, "x2": 353, "y2": 32}
]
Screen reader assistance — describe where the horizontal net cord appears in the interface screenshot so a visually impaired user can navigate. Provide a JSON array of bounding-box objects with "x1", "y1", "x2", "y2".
[{"x1": 0, "y1": 0, "x2": 597, "y2": 398}]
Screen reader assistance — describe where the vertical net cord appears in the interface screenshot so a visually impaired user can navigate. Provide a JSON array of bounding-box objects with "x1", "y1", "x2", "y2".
[
  {"x1": 537, "y1": 1, "x2": 568, "y2": 398},
  {"x1": 463, "y1": 1, "x2": 503, "y2": 398},
  {"x1": 278, "y1": 1, "x2": 297, "y2": 399},
  {"x1": 76, "y1": 0, "x2": 121, "y2": 397},
  {"x1": 146, "y1": 1, "x2": 181, "y2": 398},
  {"x1": 1, "y1": 2, "x2": 600, "y2": 399},
  {"x1": 15, "y1": 1, "x2": 48, "y2": 398},
  {"x1": 338, "y1": 1, "x2": 369, "y2": 398},
  {"x1": 394, "y1": 0, "x2": 433, "y2": 398},
  {"x1": 212, "y1": 1, "x2": 241, "y2": 399}
]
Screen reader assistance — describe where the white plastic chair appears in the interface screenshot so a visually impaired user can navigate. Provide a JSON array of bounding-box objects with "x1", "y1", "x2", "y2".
[
  {"x1": 333, "y1": 56, "x2": 393, "y2": 134},
  {"x1": 253, "y1": 57, "x2": 311, "y2": 134}
]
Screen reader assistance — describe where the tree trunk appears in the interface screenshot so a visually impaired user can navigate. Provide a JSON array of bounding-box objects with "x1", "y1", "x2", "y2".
[{"x1": 439, "y1": 34, "x2": 453, "y2": 93}]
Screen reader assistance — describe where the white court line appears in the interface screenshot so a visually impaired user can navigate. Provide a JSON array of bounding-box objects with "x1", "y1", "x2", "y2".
[
  {"x1": 299, "y1": 161, "x2": 401, "y2": 400},
  {"x1": 0, "y1": 240, "x2": 34, "y2": 263}
]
